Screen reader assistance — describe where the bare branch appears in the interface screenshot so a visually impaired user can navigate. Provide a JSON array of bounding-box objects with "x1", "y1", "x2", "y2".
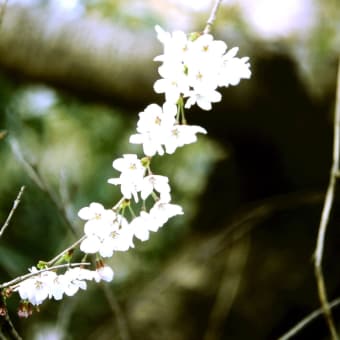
[
  {"x1": 204, "y1": 236, "x2": 250, "y2": 340},
  {"x1": 204, "y1": 0, "x2": 224, "y2": 34},
  {"x1": 278, "y1": 297, "x2": 340, "y2": 340},
  {"x1": 0, "y1": 186, "x2": 25, "y2": 239},
  {"x1": 45, "y1": 236, "x2": 86, "y2": 267},
  {"x1": 101, "y1": 284, "x2": 131, "y2": 340},
  {"x1": 313, "y1": 58, "x2": 340, "y2": 339},
  {"x1": 9, "y1": 137, "x2": 78, "y2": 237},
  {"x1": 0, "y1": 262, "x2": 91, "y2": 289},
  {"x1": 0, "y1": 297, "x2": 22, "y2": 340}
]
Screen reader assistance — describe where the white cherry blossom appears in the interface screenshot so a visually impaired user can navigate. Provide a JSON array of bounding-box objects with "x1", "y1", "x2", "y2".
[
  {"x1": 94, "y1": 261, "x2": 114, "y2": 283},
  {"x1": 49, "y1": 274, "x2": 68, "y2": 301},
  {"x1": 80, "y1": 235, "x2": 102, "y2": 254},
  {"x1": 109, "y1": 222, "x2": 135, "y2": 252},
  {"x1": 185, "y1": 89, "x2": 222, "y2": 111},
  {"x1": 153, "y1": 63, "x2": 190, "y2": 104},
  {"x1": 59, "y1": 267, "x2": 95, "y2": 297},
  {"x1": 95, "y1": 215, "x2": 134, "y2": 257},
  {"x1": 154, "y1": 25, "x2": 251, "y2": 111},
  {"x1": 78, "y1": 203, "x2": 121, "y2": 256},
  {"x1": 164, "y1": 124, "x2": 207, "y2": 154},
  {"x1": 188, "y1": 33, "x2": 227, "y2": 61},
  {"x1": 154, "y1": 25, "x2": 191, "y2": 64},
  {"x1": 78, "y1": 202, "x2": 116, "y2": 237},
  {"x1": 140, "y1": 174, "x2": 171, "y2": 201},
  {"x1": 15, "y1": 268, "x2": 56, "y2": 306},
  {"x1": 80, "y1": 213, "x2": 132, "y2": 257},
  {"x1": 218, "y1": 55, "x2": 251, "y2": 87},
  {"x1": 129, "y1": 210, "x2": 161, "y2": 241},
  {"x1": 14, "y1": 267, "x2": 97, "y2": 306},
  {"x1": 108, "y1": 154, "x2": 146, "y2": 201},
  {"x1": 150, "y1": 201, "x2": 184, "y2": 228},
  {"x1": 129, "y1": 103, "x2": 177, "y2": 156},
  {"x1": 129, "y1": 213, "x2": 150, "y2": 241}
]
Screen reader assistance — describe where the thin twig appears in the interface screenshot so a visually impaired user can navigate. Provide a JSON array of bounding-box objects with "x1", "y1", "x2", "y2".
[
  {"x1": 101, "y1": 284, "x2": 130, "y2": 340},
  {"x1": 204, "y1": 191, "x2": 323, "y2": 258},
  {"x1": 45, "y1": 235, "x2": 86, "y2": 267},
  {"x1": 204, "y1": 0, "x2": 224, "y2": 34},
  {"x1": 59, "y1": 170, "x2": 75, "y2": 228},
  {"x1": 314, "y1": 59, "x2": 340, "y2": 340},
  {"x1": 8, "y1": 138, "x2": 78, "y2": 236},
  {"x1": 56, "y1": 298, "x2": 76, "y2": 339},
  {"x1": 113, "y1": 197, "x2": 126, "y2": 211},
  {"x1": 278, "y1": 297, "x2": 340, "y2": 340},
  {"x1": 0, "y1": 186, "x2": 25, "y2": 239},
  {"x1": 37, "y1": 170, "x2": 78, "y2": 236},
  {"x1": 0, "y1": 291, "x2": 22, "y2": 340},
  {"x1": 0, "y1": 262, "x2": 90, "y2": 289},
  {"x1": 1, "y1": 311, "x2": 22, "y2": 340},
  {"x1": 204, "y1": 236, "x2": 250, "y2": 340}
]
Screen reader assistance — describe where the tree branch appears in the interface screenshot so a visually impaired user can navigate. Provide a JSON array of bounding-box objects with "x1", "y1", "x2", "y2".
[
  {"x1": 0, "y1": 186, "x2": 25, "y2": 239},
  {"x1": 0, "y1": 262, "x2": 91, "y2": 289},
  {"x1": 313, "y1": 58, "x2": 340, "y2": 340},
  {"x1": 0, "y1": 296, "x2": 22, "y2": 340},
  {"x1": 45, "y1": 236, "x2": 86, "y2": 267},
  {"x1": 101, "y1": 284, "x2": 130, "y2": 340},
  {"x1": 278, "y1": 297, "x2": 340, "y2": 340},
  {"x1": 204, "y1": 0, "x2": 224, "y2": 34}
]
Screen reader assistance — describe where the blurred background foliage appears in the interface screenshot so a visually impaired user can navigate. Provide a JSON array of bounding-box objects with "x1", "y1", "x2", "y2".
[{"x1": 0, "y1": 0, "x2": 340, "y2": 339}]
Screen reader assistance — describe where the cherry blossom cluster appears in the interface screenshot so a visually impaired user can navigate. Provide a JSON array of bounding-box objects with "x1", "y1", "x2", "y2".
[
  {"x1": 129, "y1": 103, "x2": 207, "y2": 156},
  {"x1": 153, "y1": 25, "x2": 251, "y2": 111},
  {"x1": 76, "y1": 25, "x2": 250, "y2": 275},
  {"x1": 14, "y1": 263, "x2": 113, "y2": 309},
  {"x1": 9, "y1": 25, "x2": 251, "y2": 316}
]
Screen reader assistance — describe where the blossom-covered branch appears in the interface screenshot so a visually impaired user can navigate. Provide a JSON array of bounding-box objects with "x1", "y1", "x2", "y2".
[{"x1": 3, "y1": 22, "x2": 251, "y2": 320}]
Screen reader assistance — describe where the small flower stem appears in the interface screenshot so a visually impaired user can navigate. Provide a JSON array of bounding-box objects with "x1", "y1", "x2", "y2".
[
  {"x1": 180, "y1": 101, "x2": 187, "y2": 125},
  {"x1": 120, "y1": 206, "x2": 126, "y2": 219},
  {"x1": 0, "y1": 186, "x2": 25, "y2": 239},
  {"x1": 112, "y1": 197, "x2": 126, "y2": 211},
  {"x1": 146, "y1": 163, "x2": 153, "y2": 176},
  {"x1": 142, "y1": 200, "x2": 147, "y2": 211},
  {"x1": 204, "y1": 0, "x2": 224, "y2": 34},
  {"x1": 176, "y1": 97, "x2": 183, "y2": 122},
  {"x1": 151, "y1": 192, "x2": 159, "y2": 202},
  {"x1": 127, "y1": 205, "x2": 136, "y2": 219},
  {"x1": 0, "y1": 262, "x2": 91, "y2": 290},
  {"x1": 314, "y1": 58, "x2": 340, "y2": 340}
]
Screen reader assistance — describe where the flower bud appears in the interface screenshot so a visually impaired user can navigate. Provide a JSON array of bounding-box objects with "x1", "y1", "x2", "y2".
[{"x1": 17, "y1": 301, "x2": 33, "y2": 318}]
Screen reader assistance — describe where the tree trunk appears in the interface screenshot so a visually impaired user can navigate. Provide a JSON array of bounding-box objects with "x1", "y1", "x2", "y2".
[{"x1": 0, "y1": 4, "x2": 160, "y2": 106}]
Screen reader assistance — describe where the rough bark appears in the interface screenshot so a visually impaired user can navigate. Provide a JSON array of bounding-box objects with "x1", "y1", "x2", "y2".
[{"x1": 0, "y1": 4, "x2": 160, "y2": 106}]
